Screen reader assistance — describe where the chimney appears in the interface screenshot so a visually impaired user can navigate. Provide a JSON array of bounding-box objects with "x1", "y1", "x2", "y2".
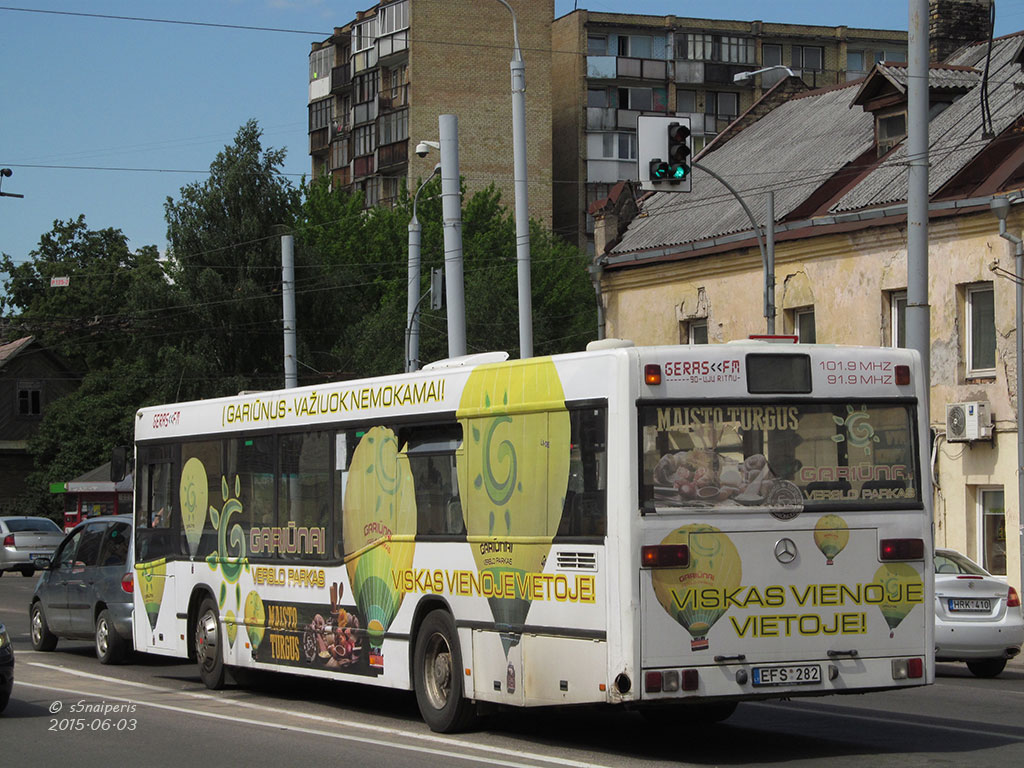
[{"x1": 929, "y1": 0, "x2": 993, "y2": 62}]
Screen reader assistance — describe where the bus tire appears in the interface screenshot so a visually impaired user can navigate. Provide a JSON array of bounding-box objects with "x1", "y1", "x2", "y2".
[
  {"x1": 413, "y1": 610, "x2": 478, "y2": 733},
  {"x1": 95, "y1": 609, "x2": 128, "y2": 664},
  {"x1": 195, "y1": 597, "x2": 226, "y2": 689}
]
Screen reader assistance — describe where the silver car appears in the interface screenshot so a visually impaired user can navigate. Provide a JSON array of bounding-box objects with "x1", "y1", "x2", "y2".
[
  {"x1": 0, "y1": 516, "x2": 64, "y2": 577},
  {"x1": 29, "y1": 515, "x2": 134, "y2": 664},
  {"x1": 934, "y1": 548, "x2": 1024, "y2": 677}
]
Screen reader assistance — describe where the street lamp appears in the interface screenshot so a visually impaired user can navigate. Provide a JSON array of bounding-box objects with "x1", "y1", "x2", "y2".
[
  {"x1": 992, "y1": 194, "x2": 1024, "y2": 593},
  {"x1": 407, "y1": 159, "x2": 442, "y2": 372},
  {"x1": 732, "y1": 65, "x2": 796, "y2": 85},
  {"x1": 492, "y1": 0, "x2": 533, "y2": 358}
]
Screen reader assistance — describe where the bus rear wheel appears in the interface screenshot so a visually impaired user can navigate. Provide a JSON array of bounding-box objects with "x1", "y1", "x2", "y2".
[
  {"x1": 413, "y1": 610, "x2": 478, "y2": 733},
  {"x1": 195, "y1": 598, "x2": 226, "y2": 689}
]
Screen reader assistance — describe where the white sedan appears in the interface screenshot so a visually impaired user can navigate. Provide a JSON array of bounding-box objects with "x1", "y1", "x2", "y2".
[{"x1": 934, "y1": 548, "x2": 1024, "y2": 677}]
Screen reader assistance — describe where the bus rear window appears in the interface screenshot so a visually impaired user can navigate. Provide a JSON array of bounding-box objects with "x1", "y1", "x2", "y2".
[{"x1": 639, "y1": 402, "x2": 919, "y2": 512}]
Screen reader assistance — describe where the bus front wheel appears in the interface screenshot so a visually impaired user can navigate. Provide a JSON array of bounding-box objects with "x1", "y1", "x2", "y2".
[
  {"x1": 413, "y1": 610, "x2": 478, "y2": 733},
  {"x1": 195, "y1": 598, "x2": 226, "y2": 689}
]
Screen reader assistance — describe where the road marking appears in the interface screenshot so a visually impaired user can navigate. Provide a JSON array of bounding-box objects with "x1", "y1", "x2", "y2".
[{"x1": 21, "y1": 664, "x2": 612, "y2": 768}]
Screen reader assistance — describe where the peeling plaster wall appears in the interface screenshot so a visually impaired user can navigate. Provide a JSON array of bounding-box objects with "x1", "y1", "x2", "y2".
[{"x1": 603, "y1": 206, "x2": 1024, "y2": 590}]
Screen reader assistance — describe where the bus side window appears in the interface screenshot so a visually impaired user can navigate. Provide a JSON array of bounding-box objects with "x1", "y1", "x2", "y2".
[
  {"x1": 405, "y1": 424, "x2": 465, "y2": 537},
  {"x1": 558, "y1": 407, "x2": 607, "y2": 538},
  {"x1": 136, "y1": 449, "x2": 178, "y2": 561}
]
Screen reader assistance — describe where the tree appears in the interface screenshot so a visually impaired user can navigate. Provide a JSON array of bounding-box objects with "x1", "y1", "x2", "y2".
[{"x1": 163, "y1": 119, "x2": 301, "y2": 397}]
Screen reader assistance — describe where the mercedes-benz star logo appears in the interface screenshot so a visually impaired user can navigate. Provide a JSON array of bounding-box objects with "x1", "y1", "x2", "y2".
[{"x1": 775, "y1": 538, "x2": 798, "y2": 564}]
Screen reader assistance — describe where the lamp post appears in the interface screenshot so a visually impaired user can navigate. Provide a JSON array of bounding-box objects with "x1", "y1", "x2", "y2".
[
  {"x1": 732, "y1": 65, "x2": 796, "y2": 85},
  {"x1": 492, "y1": 0, "x2": 533, "y2": 358},
  {"x1": 992, "y1": 195, "x2": 1024, "y2": 593},
  {"x1": 406, "y1": 160, "x2": 442, "y2": 372}
]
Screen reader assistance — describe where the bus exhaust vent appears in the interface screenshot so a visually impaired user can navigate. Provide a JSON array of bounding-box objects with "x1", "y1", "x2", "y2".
[{"x1": 555, "y1": 551, "x2": 597, "y2": 572}]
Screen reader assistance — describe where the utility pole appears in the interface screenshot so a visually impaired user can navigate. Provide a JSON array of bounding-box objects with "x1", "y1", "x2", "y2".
[
  {"x1": 281, "y1": 234, "x2": 298, "y2": 388},
  {"x1": 440, "y1": 114, "x2": 466, "y2": 359}
]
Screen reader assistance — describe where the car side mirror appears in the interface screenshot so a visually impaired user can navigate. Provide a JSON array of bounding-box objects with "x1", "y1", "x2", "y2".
[{"x1": 34, "y1": 556, "x2": 52, "y2": 571}]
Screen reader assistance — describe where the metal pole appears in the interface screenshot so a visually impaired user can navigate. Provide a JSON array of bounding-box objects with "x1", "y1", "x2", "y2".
[
  {"x1": 692, "y1": 160, "x2": 770, "y2": 333},
  {"x1": 281, "y1": 234, "x2": 298, "y2": 388},
  {"x1": 907, "y1": 0, "x2": 933, "y2": 529},
  {"x1": 407, "y1": 164, "x2": 441, "y2": 372},
  {"x1": 766, "y1": 191, "x2": 776, "y2": 335},
  {"x1": 440, "y1": 114, "x2": 466, "y2": 358},
  {"x1": 493, "y1": 0, "x2": 533, "y2": 358}
]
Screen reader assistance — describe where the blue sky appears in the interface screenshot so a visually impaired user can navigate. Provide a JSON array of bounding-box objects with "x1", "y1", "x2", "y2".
[{"x1": 1, "y1": 1, "x2": 1021, "y2": 274}]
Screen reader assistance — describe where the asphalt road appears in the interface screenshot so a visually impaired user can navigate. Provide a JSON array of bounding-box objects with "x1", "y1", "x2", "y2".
[{"x1": 3, "y1": 573, "x2": 1023, "y2": 767}]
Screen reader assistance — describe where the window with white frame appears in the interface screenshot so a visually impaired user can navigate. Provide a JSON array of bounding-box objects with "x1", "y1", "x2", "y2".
[
  {"x1": 309, "y1": 47, "x2": 333, "y2": 82},
  {"x1": 677, "y1": 33, "x2": 713, "y2": 60},
  {"x1": 378, "y1": 1, "x2": 409, "y2": 35},
  {"x1": 876, "y1": 49, "x2": 907, "y2": 63},
  {"x1": 353, "y1": 19, "x2": 376, "y2": 52},
  {"x1": 967, "y1": 283, "x2": 996, "y2": 375},
  {"x1": 792, "y1": 45, "x2": 824, "y2": 71},
  {"x1": 617, "y1": 87, "x2": 653, "y2": 111},
  {"x1": 602, "y1": 132, "x2": 637, "y2": 160},
  {"x1": 890, "y1": 290, "x2": 907, "y2": 348},
  {"x1": 793, "y1": 307, "x2": 816, "y2": 343},
  {"x1": 379, "y1": 109, "x2": 408, "y2": 145},
  {"x1": 618, "y1": 35, "x2": 652, "y2": 58},
  {"x1": 979, "y1": 488, "x2": 1006, "y2": 575},
  {"x1": 687, "y1": 319, "x2": 709, "y2": 344}
]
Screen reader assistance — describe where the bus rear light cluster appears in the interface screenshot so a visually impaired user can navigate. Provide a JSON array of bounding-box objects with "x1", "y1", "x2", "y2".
[
  {"x1": 891, "y1": 657, "x2": 924, "y2": 680},
  {"x1": 644, "y1": 364, "x2": 662, "y2": 385},
  {"x1": 895, "y1": 365, "x2": 911, "y2": 385},
  {"x1": 645, "y1": 669, "x2": 698, "y2": 693},
  {"x1": 641, "y1": 544, "x2": 690, "y2": 568},
  {"x1": 879, "y1": 538, "x2": 924, "y2": 561}
]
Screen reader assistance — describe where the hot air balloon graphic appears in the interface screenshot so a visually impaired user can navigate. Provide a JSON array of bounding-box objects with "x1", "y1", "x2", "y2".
[
  {"x1": 137, "y1": 560, "x2": 166, "y2": 631},
  {"x1": 180, "y1": 457, "x2": 209, "y2": 559},
  {"x1": 873, "y1": 562, "x2": 924, "y2": 638},
  {"x1": 343, "y1": 426, "x2": 416, "y2": 668},
  {"x1": 813, "y1": 514, "x2": 850, "y2": 565},
  {"x1": 650, "y1": 524, "x2": 742, "y2": 652},
  {"x1": 456, "y1": 358, "x2": 571, "y2": 660},
  {"x1": 243, "y1": 590, "x2": 266, "y2": 651}
]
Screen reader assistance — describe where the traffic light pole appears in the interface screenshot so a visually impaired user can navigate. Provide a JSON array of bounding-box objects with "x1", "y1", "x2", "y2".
[{"x1": 691, "y1": 160, "x2": 775, "y2": 334}]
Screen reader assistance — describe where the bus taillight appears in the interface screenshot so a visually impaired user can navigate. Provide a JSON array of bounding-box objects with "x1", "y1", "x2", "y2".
[
  {"x1": 641, "y1": 544, "x2": 689, "y2": 568},
  {"x1": 644, "y1": 364, "x2": 662, "y2": 385},
  {"x1": 895, "y1": 365, "x2": 910, "y2": 385},
  {"x1": 892, "y1": 657, "x2": 924, "y2": 679},
  {"x1": 879, "y1": 538, "x2": 924, "y2": 561}
]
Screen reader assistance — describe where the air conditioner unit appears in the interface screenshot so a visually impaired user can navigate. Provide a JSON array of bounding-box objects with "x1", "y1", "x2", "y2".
[{"x1": 945, "y1": 401, "x2": 993, "y2": 442}]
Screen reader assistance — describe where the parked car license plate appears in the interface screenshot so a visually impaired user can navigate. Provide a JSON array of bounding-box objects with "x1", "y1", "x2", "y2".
[
  {"x1": 948, "y1": 598, "x2": 991, "y2": 612},
  {"x1": 30, "y1": 553, "x2": 46, "y2": 560},
  {"x1": 752, "y1": 664, "x2": 821, "y2": 686}
]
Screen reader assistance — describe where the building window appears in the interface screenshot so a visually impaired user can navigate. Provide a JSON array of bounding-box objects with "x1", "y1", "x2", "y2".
[
  {"x1": 890, "y1": 290, "x2": 907, "y2": 348},
  {"x1": 353, "y1": 19, "x2": 375, "y2": 52},
  {"x1": 847, "y1": 50, "x2": 865, "y2": 72},
  {"x1": 678, "y1": 33, "x2": 713, "y2": 60},
  {"x1": 677, "y1": 89, "x2": 696, "y2": 112},
  {"x1": 588, "y1": 35, "x2": 607, "y2": 55},
  {"x1": 687, "y1": 319, "x2": 709, "y2": 344},
  {"x1": 618, "y1": 35, "x2": 652, "y2": 59},
  {"x1": 588, "y1": 88, "x2": 608, "y2": 108},
  {"x1": 877, "y1": 112, "x2": 907, "y2": 156},
  {"x1": 602, "y1": 132, "x2": 636, "y2": 160},
  {"x1": 17, "y1": 381, "x2": 42, "y2": 416},
  {"x1": 378, "y1": 1, "x2": 409, "y2": 36},
  {"x1": 967, "y1": 283, "x2": 996, "y2": 375},
  {"x1": 714, "y1": 36, "x2": 755, "y2": 64},
  {"x1": 979, "y1": 488, "x2": 1006, "y2": 575},
  {"x1": 309, "y1": 47, "x2": 333, "y2": 82},
  {"x1": 359, "y1": 177, "x2": 380, "y2": 208},
  {"x1": 308, "y1": 98, "x2": 332, "y2": 132},
  {"x1": 379, "y1": 109, "x2": 408, "y2": 145},
  {"x1": 354, "y1": 71, "x2": 379, "y2": 105},
  {"x1": 792, "y1": 46, "x2": 824, "y2": 71},
  {"x1": 705, "y1": 92, "x2": 739, "y2": 120},
  {"x1": 763, "y1": 44, "x2": 782, "y2": 67},
  {"x1": 353, "y1": 124, "x2": 375, "y2": 157},
  {"x1": 876, "y1": 49, "x2": 907, "y2": 64},
  {"x1": 617, "y1": 87, "x2": 653, "y2": 111},
  {"x1": 792, "y1": 307, "x2": 816, "y2": 343},
  {"x1": 331, "y1": 137, "x2": 349, "y2": 171}
]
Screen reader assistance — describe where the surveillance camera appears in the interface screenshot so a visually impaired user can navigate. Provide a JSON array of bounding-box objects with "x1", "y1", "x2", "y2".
[{"x1": 415, "y1": 142, "x2": 431, "y2": 158}]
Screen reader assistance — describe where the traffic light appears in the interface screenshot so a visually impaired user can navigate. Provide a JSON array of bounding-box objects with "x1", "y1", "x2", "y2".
[
  {"x1": 666, "y1": 122, "x2": 691, "y2": 183},
  {"x1": 649, "y1": 158, "x2": 671, "y2": 181}
]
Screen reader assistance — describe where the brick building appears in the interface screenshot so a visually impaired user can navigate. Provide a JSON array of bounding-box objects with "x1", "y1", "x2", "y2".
[{"x1": 308, "y1": 0, "x2": 552, "y2": 225}]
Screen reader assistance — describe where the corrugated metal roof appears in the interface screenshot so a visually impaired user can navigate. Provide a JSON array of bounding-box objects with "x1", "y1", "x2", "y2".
[
  {"x1": 832, "y1": 34, "x2": 1024, "y2": 212},
  {"x1": 873, "y1": 62, "x2": 981, "y2": 92},
  {"x1": 613, "y1": 83, "x2": 873, "y2": 254}
]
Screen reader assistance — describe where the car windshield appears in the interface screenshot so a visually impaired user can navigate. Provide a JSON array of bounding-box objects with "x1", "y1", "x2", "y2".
[
  {"x1": 935, "y1": 550, "x2": 989, "y2": 576},
  {"x1": 5, "y1": 518, "x2": 61, "y2": 533}
]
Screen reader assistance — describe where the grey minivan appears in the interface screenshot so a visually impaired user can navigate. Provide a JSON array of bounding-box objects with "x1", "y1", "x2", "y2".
[{"x1": 29, "y1": 514, "x2": 134, "y2": 664}]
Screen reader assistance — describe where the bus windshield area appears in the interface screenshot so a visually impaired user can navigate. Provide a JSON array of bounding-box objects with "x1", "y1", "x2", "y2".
[{"x1": 640, "y1": 401, "x2": 920, "y2": 512}]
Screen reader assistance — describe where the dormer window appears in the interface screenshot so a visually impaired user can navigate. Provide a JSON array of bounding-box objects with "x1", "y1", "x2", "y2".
[{"x1": 877, "y1": 111, "x2": 907, "y2": 157}]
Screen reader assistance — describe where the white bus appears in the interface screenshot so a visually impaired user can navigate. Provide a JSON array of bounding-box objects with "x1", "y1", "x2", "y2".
[{"x1": 131, "y1": 341, "x2": 933, "y2": 731}]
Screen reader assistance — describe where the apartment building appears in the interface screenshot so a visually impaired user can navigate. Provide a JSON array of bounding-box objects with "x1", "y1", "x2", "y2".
[
  {"x1": 308, "y1": 0, "x2": 552, "y2": 224},
  {"x1": 551, "y1": 11, "x2": 907, "y2": 252}
]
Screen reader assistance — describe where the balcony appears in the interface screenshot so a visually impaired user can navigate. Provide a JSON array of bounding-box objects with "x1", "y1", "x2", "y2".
[
  {"x1": 587, "y1": 56, "x2": 668, "y2": 81},
  {"x1": 331, "y1": 63, "x2": 351, "y2": 92},
  {"x1": 353, "y1": 154, "x2": 375, "y2": 179},
  {"x1": 378, "y1": 140, "x2": 408, "y2": 169},
  {"x1": 379, "y1": 84, "x2": 409, "y2": 112},
  {"x1": 309, "y1": 127, "x2": 330, "y2": 154}
]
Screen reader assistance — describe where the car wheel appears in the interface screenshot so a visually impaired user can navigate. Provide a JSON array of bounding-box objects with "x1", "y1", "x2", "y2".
[
  {"x1": 966, "y1": 657, "x2": 1006, "y2": 678},
  {"x1": 413, "y1": 610, "x2": 478, "y2": 733},
  {"x1": 95, "y1": 609, "x2": 128, "y2": 664},
  {"x1": 30, "y1": 602, "x2": 58, "y2": 652},
  {"x1": 20, "y1": 567, "x2": 35, "y2": 577},
  {"x1": 195, "y1": 597, "x2": 226, "y2": 689}
]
